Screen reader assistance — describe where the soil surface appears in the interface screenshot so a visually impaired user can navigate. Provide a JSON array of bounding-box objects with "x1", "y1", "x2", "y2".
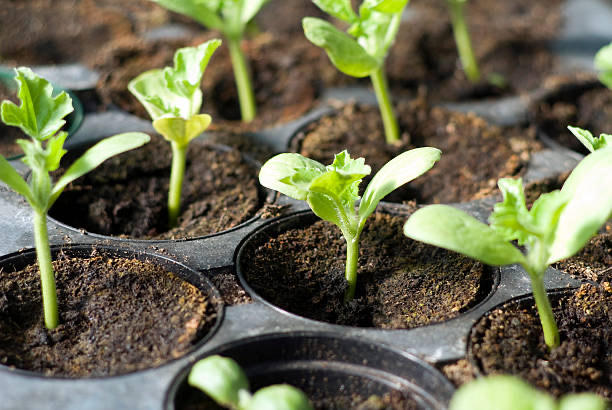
[
  {"x1": 470, "y1": 284, "x2": 612, "y2": 399},
  {"x1": 554, "y1": 231, "x2": 612, "y2": 286},
  {"x1": 0, "y1": 82, "x2": 24, "y2": 158},
  {"x1": 49, "y1": 136, "x2": 262, "y2": 239},
  {"x1": 532, "y1": 78, "x2": 611, "y2": 154},
  {"x1": 242, "y1": 210, "x2": 493, "y2": 328},
  {"x1": 0, "y1": 249, "x2": 215, "y2": 377},
  {"x1": 210, "y1": 268, "x2": 252, "y2": 306},
  {"x1": 295, "y1": 100, "x2": 542, "y2": 204}
]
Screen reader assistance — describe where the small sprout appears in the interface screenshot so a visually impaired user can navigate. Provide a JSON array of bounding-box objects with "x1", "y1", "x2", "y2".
[
  {"x1": 148, "y1": 0, "x2": 270, "y2": 123},
  {"x1": 260, "y1": 148, "x2": 441, "y2": 301},
  {"x1": 449, "y1": 375, "x2": 607, "y2": 410},
  {"x1": 188, "y1": 355, "x2": 313, "y2": 410},
  {"x1": 446, "y1": 0, "x2": 480, "y2": 83},
  {"x1": 0, "y1": 68, "x2": 150, "y2": 329},
  {"x1": 594, "y1": 41, "x2": 612, "y2": 89},
  {"x1": 303, "y1": 0, "x2": 410, "y2": 144},
  {"x1": 129, "y1": 40, "x2": 220, "y2": 229},
  {"x1": 404, "y1": 148, "x2": 612, "y2": 349},
  {"x1": 567, "y1": 125, "x2": 610, "y2": 153}
]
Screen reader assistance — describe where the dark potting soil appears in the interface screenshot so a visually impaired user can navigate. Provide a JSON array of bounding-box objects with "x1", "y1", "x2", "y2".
[
  {"x1": 533, "y1": 78, "x2": 611, "y2": 155},
  {"x1": 470, "y1": 284, "x2": 612, "y2": 399},
  {"x1": 0, "y1": 250, "x2": 215, "y2": 377},
  {"x1": 439, "y1": 359, "x2": 475, "y2": 388},
  {"x1": 255, "y1": 0, "x2": 329, "y2": 36},
  {"x1": 49, "y1": 136, "x2": 262, "y2": 240},
  {"x1": 0, "y1": 82, "x2": 24, "y2": 158},
  {"x1": 243, "y1": 211, "x2": 493, "y2": 328},
  {"x1": 296, "y1": 101, "x2": 542, "y2": 204},
  {"x1": 210, "y1": 268, "x2": 252, "y2": 306},
  {"x1": 553, "y1": 231, "x2": 612, "y2": 286},
  {"x1": 94, "y1": 32, "x2": 335, "y2": 131}
]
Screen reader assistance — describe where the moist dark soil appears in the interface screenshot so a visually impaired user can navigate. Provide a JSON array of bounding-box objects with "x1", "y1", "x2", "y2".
[
  {"x1": 93, "y1": 32, "x2": 337, "y2": 131},
  {"x1": 49, "y1": 136, "x2": 262, "y2": 240},
  {"x1": 0, "y1": 82, "x2": 24, "y2": 158},
  {"x1": 553, "y1": 231, "x2": 612, "y2": 286},
  {"x1": 0, "y1": 0, "x2": 170, "y2": 65},
  {"x1": 295, "y1": 100, "x2": 542, "y2": 204},
  {"x1": 470, "y1": 284, "x2": 612, "y2": 399},
  {"x1": 242, "y1": 211, "x2": 493, "y2": 328},
  {"x1": 532, "y1": 77, "x2": 611, "y2": 154},
  {"x1": 0, "y1": 249, "x2": 215, "y2": 377},
  {"x1": 438, "y1": 359, "x2": 475, "y2": 388},
  {"x1": 210, "y1": 268, "x2": 252, "y2": 306},
  {"x1": 255, "y1": 0, "x2": 329, "y2": 36}
]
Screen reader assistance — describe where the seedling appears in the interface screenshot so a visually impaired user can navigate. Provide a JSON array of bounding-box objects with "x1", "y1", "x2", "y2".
[
  {"x1": 0, "y1": 68, "x2": 150, "y2": 330},
  {"x1": 595, "y1": 41, "x2": 612, "y2": 89},
  {"x1": 450, "y1": 375, "x2": 606, "y2": 410},
  {"x1": 567, "y1": 125, "x2": 609, "y2": 153},
  {"x1": 404, "y1": 148, "x2": 612, "y2": 348},
  {"x1": 260, "y1": 148, "x2": 441, "y2": 301},
  {"x1": 446, "y1": 0, "x2": 480, "y2": 83},
  {"x1": 189, "y1": 355, "x2": 313, "y2": 410},
  {"x1": 148, "y1": 0, "x2": 269, "y2": 123},
  {"x1": 303, "y1": 0, "x2": 409, "y2": 144},
  {"x1": 129, "y1": 40, "x2": 220, "y2": 229}
]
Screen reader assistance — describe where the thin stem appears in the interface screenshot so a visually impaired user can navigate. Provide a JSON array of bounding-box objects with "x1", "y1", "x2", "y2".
[
  {"x1": 530, "y1": 273, "x2": 560, "y2": 349},
  {"x1": 370, "y1": 66, "x2": 400, "y2": 144},
  {"x1": 344, "y1": 234, "x2": 360, "y2": 302},
  {"x1": 227, "y1": 36, "x2": 257, "y2": 123},
  {"x1": 33, "y1": 210, "x2": 59, "y2": 330},
  {"x1": 447, "y1": 0, "x2": 480, "y2": 83},
  {"x1": 168, "y1": 142, "x2": 188, "y2": 229}
]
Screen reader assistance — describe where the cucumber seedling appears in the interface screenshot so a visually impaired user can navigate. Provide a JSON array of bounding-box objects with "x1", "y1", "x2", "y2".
[
  {"x1": 0, "y1": 68, "x2": 150, "y2": 329},
  {"x1": 129, "y1": 39, "x2": 220, "y2": 229},
  {"x1": 260, "y1": 148, "x2": 441, "y2": 301}
]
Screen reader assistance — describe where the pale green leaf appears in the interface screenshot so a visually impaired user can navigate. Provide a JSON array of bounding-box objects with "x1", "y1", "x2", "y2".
[
  {"x1": 561, "y1": 147, "x2": 612, "y2": 197},
  {"x1": 596, "y1": 42, "x2": 612, "y2": 89},
  {"x1": 153, "y1": 114, "x2": 212, "y2": 147},
  {"x1": 249, "y1": 385, "x2": 313, "y2": 410},
  {"x1": 307, "y1": 191, "x2": 347, "y2": 231},
  {"x1": 240, "y1": 0, "x2": 269, "y2": 24},
  {"x1": 528, "y1": 190, "x2": 568, "y2": 239},
  {"x1": 558, "y1": 393, "x2": 607, "y2": 410},
  {"x1": 303, "y1": 17, "x2": 380, "y2": 77},
  {"x1": 149, "y1": 0, "x2": 223, "y2": 29},
  {"x1": 0, "y1": 154, "x2": 34, "y2": 205},
  {"x1": 363, "y1": 0, "x2": 410, "y2": 14},
  {"x1": 44, "y1": 132, "x2": 68, "y2": 172},
  {"x1": 567, "y1": 126, "x2": 609, "y2": 152},
  {"x1": 489, "y1": 178, "x2": 532, "y2": 245},
  {"x1": 359, "y1": 147, "x2": 440, "y2": 222},
  {"x1": 188, "y1": 355, "x2": 249, "y2": 409},
  {"x1": 259, "y1": 153, "x2": 326, "y2": 200},
  {"x1": 404, "y1": 205, "x2": 527, "y2": 266},
  {"x1": 326, "y1": 150, "x2": 371, "y2": 177},
  {"x1": 1, "y1": 67, "x2": 73, "y2": 141},
  {"x1": 356, "y1": 7, "x2": 400, "y2": 58},
  {"x1": 312, "y1": 0, "x2": 357, "y2": 22},
  {"x1": 50, "y1": 132, "x2": 151, "y2": 207}
]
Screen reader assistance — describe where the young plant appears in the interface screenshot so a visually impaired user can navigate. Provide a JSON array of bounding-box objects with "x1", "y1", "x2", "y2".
[
  {"x1": 404, "y1": 148, "x2": 612, "y2": 349},
  {"x1": 567, "y1": 125, "x2": 609, "y2": 153},
  {"x1": 188, "y1": 355, "x2": 313, "y2": 410},
  {"x1": 303, "y1": 0, "x2": 409, "y2": 144},
  {"x1": 594, "y1": 41, "x2": 612, "y2": 89},
  {"x1": 450, "y1": 375, "x2": 607, "y2": 410},
  {"x1": 148, "y1": 0, "x2": 269, "y2": 123},
  {"x1": 0, "y1": 68, "x2": 150, "y2": 330},
  {"x1": 129, "y1": 39, "x2": 220, "y2": 229},
  {"x1": 259, "y1": 148, "x2": 441, "y2": 301},
  {"x1": 446, "y1": 0, "x2": 480, "y2": 83}
]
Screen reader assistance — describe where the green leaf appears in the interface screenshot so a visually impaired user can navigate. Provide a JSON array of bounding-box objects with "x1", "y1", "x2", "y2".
[
  {"x1": 363, "y1": 0, "x2": 410, "y2": 14},
  {"x1": 1, "y1": 67, "x2": 73, "y2": 141},
  {"x1": 595, "y1": 41, "x2": 612, "y2": 89},
  {"x1": 355, "y1": 6, "x2": 402, "y2": 58},
  {"x1": 528, "y1": 190, "x2": 568, "y2": 241},
  {"x1": 188, "y1": 355, "x2": 250, "y2": 409},
  {"x1": 558, "y1": 393, "x2": 607, "y2": 410},
  {"x1": 153, "y1": 114, "x2": 212, "y2": 147},
  {"x1": 311, "y1": 0, "x2": 357, "y2": 22},
  {"x1": 0, "y1": 154, "x2": 34, "y2": 205},
  {"x1": 307, "y1": 191, "x2": 348, "y2": 232},
  {"x1": 249, "y1": 385, "x2": 314, "y2": 410},
  {"x1": 489, "y1": 178, "x2": 532, "y2": 245},
  {"x1": 567, "y1": 126, "x2": 609, "y2": 153},
  {"x1": 404, "y1": 205, "x2": 527, "y2": 266},
  {"x1": 359, "y1": 148, "x2": 440, "y2": 222},
  {"x1": 240, "y1": 0, "x2": 269, "y2": 24},
  {"x1": 548, "y1": 149, "x2": 612, "y2": 263},
  {"x1": 148, "y1": 0, "x2": 224, "y2": 29},
  {"x1": 303, "y1": 17, "x2": 380, "y2": 77},
  {"x1": 49, "y1": 132, "x2": 151, "y2": 207},
  {"x1": 43, "y1": 132, "x2": 68, "y2": 172},
  {"x1": 259, "y1": 153, "x2": 326, "y2": 200}
]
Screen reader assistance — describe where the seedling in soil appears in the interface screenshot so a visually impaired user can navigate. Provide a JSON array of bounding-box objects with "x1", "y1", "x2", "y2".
[
  {"x1": 567, "y1": 125, "x2": 610, "y2": 153},
  {"x1": 450, "y1": 375, "x2": 607, "y2": 410},
  {"x1": 303, "y1": 0, "x2": 409, "y2": 144},
  {"x1": 446, "y1": 0, "x2": 480, "y2": 83},
  {"x1": 595, "y1": 41, "x2": 612, "y2": 89},
  {"x1": 129, "y1": 40, "x2": 220, "y2": 229},
  {"x1": 148, "y1": 0, "x2": 269, "y2": 123},
  {"x1": 260, "y1": 148, "x2": 441, "y2": 301},
  {"x1": 0, "y1": 67, "x2": 150, "y2": 330},
  {"x1": 404, "y1": 148, "x2": 612, "y2": 349},
  {"x1": 189, "y1": 355, "x2": 313, "y2": 410}
]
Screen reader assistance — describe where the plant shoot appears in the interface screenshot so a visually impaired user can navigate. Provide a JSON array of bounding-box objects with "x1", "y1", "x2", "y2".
[
  {"x1": 0, "y1": 68, "x2": 150, "y2": 329},
  {"x1": 446, "y1": 0, "x2": 480, "y2": 83},
  {"x1": 129, "y1": 40, "x2": 220, "y2": 229},
  {"x1": 567, "y1": 125, "x2": 610, "y2": 153},
  {"x1": 260, "y1": 148, "x2": 441, "y2": 301},
  {"x1": 303, "y1": 0, "x2": 409, "y2": 144},
  {"x1": 595, "y1": 41, "x2": 612, "y2": 89},
  {"x1": 189, "y1": 355, "x2": 313, "y2": 410},
  {"x1": 404, "y1": 148, "x2": 612, "y2": 349},
  {"x1": 148, "y1": 0, "x2": 269, "y2": 123}
]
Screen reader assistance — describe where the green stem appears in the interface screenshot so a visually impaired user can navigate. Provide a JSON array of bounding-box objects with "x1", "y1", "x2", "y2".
[
  {"x1": 530, "y1": 274, "x2": 560, "y2": 349},
  {"x1": 447, "y1": 0, "x2": 480, "y2": 83},
  {"x1": 168, "y1": 142, "x2": 187, "y2": 229},
  {"x1": 227, "y1": 36, "x2": 257, "y2": 123},
  {"x1": 344, "y1": 235, "x2": 359, "y2": 302},
  {"x1": 33, "y1": 210, "x2": 59, "y2": 330},
  {"x1": 370, "y1": 66, "x2": 400, "y2": 144}
]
